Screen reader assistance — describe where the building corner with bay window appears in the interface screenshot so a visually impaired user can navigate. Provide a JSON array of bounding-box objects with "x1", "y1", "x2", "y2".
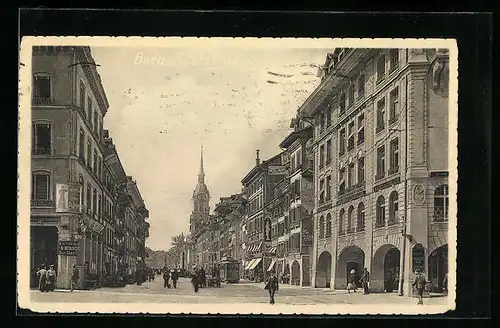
[
  {"x1": 30, "y1": 46, "x2": 150, "y2": 289},
  {"x1": 303, "y1": 48, "x2": 450, "y2": 296}
]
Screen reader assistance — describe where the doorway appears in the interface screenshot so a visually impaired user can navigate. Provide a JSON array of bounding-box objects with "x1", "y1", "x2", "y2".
[
  {"x1": 346, "y1": 261, "x2": 361, "y2": 288},
  {"x1": 30, "y1": 226, "x2": 59, "y2": 288},
  {"x1": 428, "y1": 245, "x2": 448, "y2": 292}
]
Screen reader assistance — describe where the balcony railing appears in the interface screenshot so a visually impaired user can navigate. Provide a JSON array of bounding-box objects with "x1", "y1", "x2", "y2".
[
  {"x1": 375, "y1": 173, "x2": 385, "y2": 181},
  {"x1": 356, "y1": 226, "x2": 365, "y2": 232},
  {"x1": 387, "y1": 219, "x2": 398, "y2": 226},
  {"x1": 338, "y1": 230, "x2": 345, "y2": 236},
  {"x1": 32, "y1": 97, "x2": 54, "y2": 106},
  {"x1": 32, "y1": 146, "x2": 52, "y2": 155},
  {"x1": 433, "y1": 207, "x2": 449, "y2": 221},
  {"x1": 376, "y1": 125, "x2": 385, "y2": 133},
  {"x1": 346, "y1": 227, "x2": 356, "y2": 234},
  {"x1": 375, "y1": 220, "x2": 385, "y2": 228},
  {"x1": 389, "y1": 115, "x2": 397, "y2": 125},
  {"x1": 31, "y1": 199, "x2": 54, "y2": 207}
]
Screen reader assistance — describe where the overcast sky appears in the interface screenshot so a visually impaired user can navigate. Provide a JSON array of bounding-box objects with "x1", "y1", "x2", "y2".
[{"x1": 91, "y1": 44, "x2": 332, "y2": 251}]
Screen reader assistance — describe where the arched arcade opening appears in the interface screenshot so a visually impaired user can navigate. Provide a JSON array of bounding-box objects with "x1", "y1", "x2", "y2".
[
  {"x1": 429, "y1": 244, "x2": 448, "y2": 293},
  {"x1": 335, "y1": 246, "x2": 365, "y2": 289},
  {"x1": 291, "y1": 260, "x2": 300, "y2": 286},
  {"x1": 372, "y1": 244, "x2": 401, "y2": 293},
  {"x1": 315, "y1": 251, "x2": 332, "y2": 288}
]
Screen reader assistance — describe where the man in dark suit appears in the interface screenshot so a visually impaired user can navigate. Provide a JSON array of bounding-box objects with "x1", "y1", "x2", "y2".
[
  {"x1": 265, "y1": 271, "x2": 279, "y2": 304},
  {"x1": 413, "y1": 269, "x2": 427, "y2": 305}
]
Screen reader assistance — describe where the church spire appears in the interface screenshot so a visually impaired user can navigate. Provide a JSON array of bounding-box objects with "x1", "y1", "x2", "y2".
[{"x1": 198, "y1": 145, "x2": 205, "y2": 183}]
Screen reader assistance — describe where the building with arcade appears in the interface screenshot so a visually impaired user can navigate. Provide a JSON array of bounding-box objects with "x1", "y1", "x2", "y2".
[{"x1": 301, "y1": 48, "x2": 450, "y2": 295}]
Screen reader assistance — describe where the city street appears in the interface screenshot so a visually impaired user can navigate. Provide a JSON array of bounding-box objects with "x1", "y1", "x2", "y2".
[{"x1": 31, "y1": 276, "x2": 448, "y2": 305}]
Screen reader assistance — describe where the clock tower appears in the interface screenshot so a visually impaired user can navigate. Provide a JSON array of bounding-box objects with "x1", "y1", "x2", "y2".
[{"x1": 190, "y1": 146, "x2": 210, "y2": 234}]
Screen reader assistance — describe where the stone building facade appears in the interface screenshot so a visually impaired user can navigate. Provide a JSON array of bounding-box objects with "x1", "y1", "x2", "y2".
[
  {"x1": 301, "y1": 48, "x2": 449, "y2": 295},
  {"x1": 30, "y1": 46, "x2": 149, "y2": 289}
]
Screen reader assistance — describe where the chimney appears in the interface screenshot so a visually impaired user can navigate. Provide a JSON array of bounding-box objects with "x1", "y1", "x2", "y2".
[{"x1": 256, "y1": 149, "x2": 260, "y2": 166}]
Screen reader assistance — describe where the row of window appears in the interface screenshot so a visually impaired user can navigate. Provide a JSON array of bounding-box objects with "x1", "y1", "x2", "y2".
[
  {"x1": 317, "y1": 184, "x2": 449, "y2": 239},
  {"x1": 317, "y1": 49, "x2": 400, "y2": 135},
  {"x1": 32, "y1": 74, "x2": 104, "y2": 142}
]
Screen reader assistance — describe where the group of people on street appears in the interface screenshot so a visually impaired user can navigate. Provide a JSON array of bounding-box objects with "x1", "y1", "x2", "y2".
[
  {"x1": 162, "y1": 267, "x2": 180, "y2": 289},
  {"x1": 190, "y1": 267, "x2": 207, "y2": 292},
  {"x1": 36, "y1": 264, "x2": 57, "y2": 292},
  {"x1": 346, "y1": 268, "x2": 371, "y2": 294}
]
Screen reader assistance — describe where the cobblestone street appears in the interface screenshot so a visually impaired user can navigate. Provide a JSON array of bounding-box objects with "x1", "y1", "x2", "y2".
[{"x1": 31, "y1": 277, "x2": 448, "y2": 305}]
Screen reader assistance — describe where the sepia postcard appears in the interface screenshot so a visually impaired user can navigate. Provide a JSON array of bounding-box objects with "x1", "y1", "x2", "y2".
[{"x1": 18, "y1": 36, "x2": 458, "y2": 315}]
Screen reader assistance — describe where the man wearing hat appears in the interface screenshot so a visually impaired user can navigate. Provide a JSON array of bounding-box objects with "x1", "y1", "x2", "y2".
[
  {"x1": 70, "y1": 264, "x2": 79, "y2": 292},
  {"x1": 412, "y1": 269, "x2": 427, "y2": 305}
]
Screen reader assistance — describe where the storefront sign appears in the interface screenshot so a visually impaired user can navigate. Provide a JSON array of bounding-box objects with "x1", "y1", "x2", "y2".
[
  {"x1": 412, "y1": 244, "x2": 425, "y2": 273},
  {"x1": 59, "y1": 240, "x2": 79, "y2": 256},
  {"x1": 268, "y1": 165, "x2": 288, "y2": 176},
  {"x1": 264, "y1": 218, "x2": 272, "y2": 241},
  {"x1": 55, "y1": 183, "x2": 69, "y2": 212},
  {"x1": 301, "y1": 219, "x2": 313, "y2": 244}
]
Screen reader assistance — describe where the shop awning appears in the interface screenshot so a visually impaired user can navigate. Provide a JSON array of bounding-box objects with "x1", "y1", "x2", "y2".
[
  {"x1": 268, "y1": 247, "x2": 277, "y2": 255},
  {"x1": 267, "y1": 259, "x2": 276, "y2": 272},
  {"x1": 249, "y1": 257, "x2": 262, "y2": 270},
  {"x1": 244, "y1": 259, "x2": 256, "y2": 270}
]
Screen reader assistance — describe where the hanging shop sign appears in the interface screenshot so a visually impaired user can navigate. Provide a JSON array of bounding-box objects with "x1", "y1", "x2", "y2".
[
  {"x1": 268, "y1": 165, "x2": 288, "y2": 176},
  {"x1": 412, "y1": 244, "x2": 425, "y2": 273},
  {"x1": 59, "y1": 240, "x2": 80, "y2": 256}
]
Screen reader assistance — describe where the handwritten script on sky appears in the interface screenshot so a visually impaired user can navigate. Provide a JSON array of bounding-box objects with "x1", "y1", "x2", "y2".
[{"x1": 91, "y1": 45, "x2": 332, "y2": 250}]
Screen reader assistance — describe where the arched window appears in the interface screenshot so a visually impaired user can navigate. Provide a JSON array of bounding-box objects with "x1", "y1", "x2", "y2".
[
  {"x1": 389, "y1": 191, "x2": 399, "y2": 225},
  {"x1": 339, "y1": 209, "x2": 345, "y2": 234},
  {"x1": 319, "y1": 216, "x2": 325, "y2": 239},
  {"x1": 434, "y1": 184, "x2": 449, "y2": 221},
  {"x1": 376, "y1": 195, "x2": 385, "y2": 228},
  {"x1": 325, "y1": 213, "x2": 332, "y2": 237},
  {"x1": 347, "y1": 206, "x2": 355, "y2": 233},
  {"x1": 357, "y1": 202, "x2": 365, "y2": 231}
]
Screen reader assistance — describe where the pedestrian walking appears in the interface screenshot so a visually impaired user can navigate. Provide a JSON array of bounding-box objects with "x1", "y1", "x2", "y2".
[
  {"x1": 361, "y1": 267, "x2": 370, "y2": 295},
  {"x1": 37, "y1": 264, "x2": 48, "y2": 292},
  {"x1": 347, "y1": 269, "x2": 357, "y2": 293},
  {"x1": 412, "y1": 269, "x2": 427, "y2": 305},
  {"x1": 70, "y1": 264, "x2": 79, "y2": 292},
  {"x1": 46, "y1": 265, "x2": 57, "y2": 292},
  {"x1": 264, "y1": 271, "x2": 279, "y2": 304},
  {"x1": 163, "y1": 267, "x2": 171, "y2": 288},
  {"x1": 171, "y1": 269, "x2": 179, "y2": 289},
  {"x1": 191, "y1": 271, "x2": 199, "y2": 293}
]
